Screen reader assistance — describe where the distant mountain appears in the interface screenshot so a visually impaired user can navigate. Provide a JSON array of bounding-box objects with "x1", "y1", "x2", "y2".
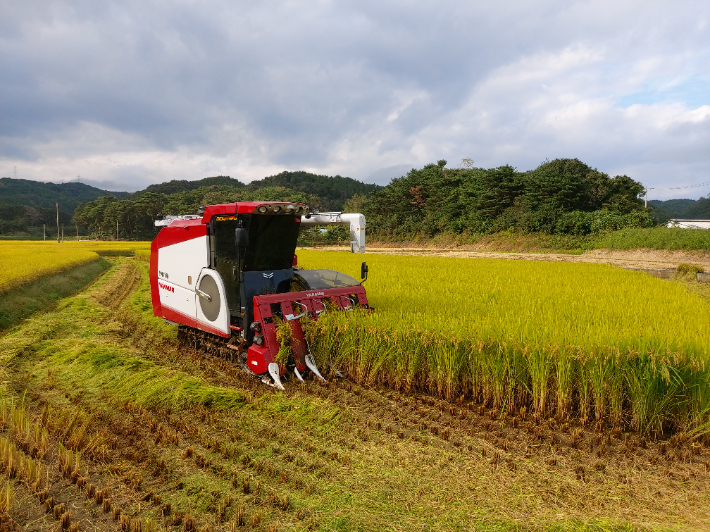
[
  {"x1": 649, "y1": 198, "x2": 710, "y2": 223},
  {"x1": 0, "y1": 178, "x2": 130, "y2": 236},
  {"x1": 246, "y1": 171, "x2": 381, "y2": 211},
  {"x1": 0, "y1": 177, "x2": 128, "y2": 213},
  {"x1": 0, "y1": 171, "x2": 381, "y2": 238},
  {"x1": 130, "y1": 171, "x2": 380, "y2": 211},
  {"x1": 680, "y1": 197, "x2": 710, "y2": 219},
  {"x1": 139, "y1": 175, "x2": 245, "y2": 196}
]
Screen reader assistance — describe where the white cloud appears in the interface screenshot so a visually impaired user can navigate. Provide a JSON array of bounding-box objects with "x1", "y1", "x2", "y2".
[{"x1": 1, "y1": 0, "x2": 709, "y2": 198}]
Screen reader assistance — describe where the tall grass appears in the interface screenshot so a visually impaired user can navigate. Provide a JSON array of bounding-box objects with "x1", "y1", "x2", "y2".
[
  {"x1": 593, "y1": 227, "x2": 710, "y2": 250},
  {"x1": 299, "y1": 250, "x2": 710, "y2": 434}
]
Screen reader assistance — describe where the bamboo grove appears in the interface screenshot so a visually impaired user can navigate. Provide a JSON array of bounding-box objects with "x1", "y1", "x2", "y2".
[{"x1": 297, "y1": 251, "x2": 710, "y2": 436}]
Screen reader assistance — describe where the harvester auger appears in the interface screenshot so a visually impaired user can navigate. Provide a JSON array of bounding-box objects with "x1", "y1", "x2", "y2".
[{"x1": 149, "y1": 202, "x2": 370, "y2": 389}]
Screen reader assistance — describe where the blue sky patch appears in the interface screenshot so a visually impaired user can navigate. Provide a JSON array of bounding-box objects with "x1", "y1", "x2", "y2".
[{"x1": 617, "y1": 78, "x2": 710, "y2": 109}]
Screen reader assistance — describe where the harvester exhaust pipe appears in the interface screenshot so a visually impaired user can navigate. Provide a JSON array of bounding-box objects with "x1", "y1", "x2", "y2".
[{"x1": 301, "y1": 212, "x2": 366, "y2": 253}]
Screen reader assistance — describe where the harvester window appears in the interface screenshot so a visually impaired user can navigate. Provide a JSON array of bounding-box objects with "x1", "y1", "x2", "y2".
[
  {"x1": 243, "y1": 216, "x2": 300, "y2": 271},
  {"x1": 214, "y1": 219, "x2": 239, "y2": 261},
  {"x1": 212, "y1": 217, "x2": 241, "y2": 317}
]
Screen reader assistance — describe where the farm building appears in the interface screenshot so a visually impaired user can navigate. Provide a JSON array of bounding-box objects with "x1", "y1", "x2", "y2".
[{"x1": 667, "y1": 219, "x2": 710, "y2": 229}]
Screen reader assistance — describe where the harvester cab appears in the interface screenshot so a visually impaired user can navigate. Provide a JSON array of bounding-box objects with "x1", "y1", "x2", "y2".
[{"x1": 150, "y1": 202, "x2": 370, "y2": 389}]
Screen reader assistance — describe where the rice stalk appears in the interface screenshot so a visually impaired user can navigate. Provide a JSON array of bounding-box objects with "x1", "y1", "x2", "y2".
[
  {"x1": 273, "y1": 317, "x2": 293, "y2": 367},
  {"x1": 555, "y1": 345, "x2": 574, "y2": 419}
]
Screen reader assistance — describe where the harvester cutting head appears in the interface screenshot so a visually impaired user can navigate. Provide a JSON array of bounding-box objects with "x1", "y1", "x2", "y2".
[{"x1": 150, "y1": 201, "x2": 370, "y2": 388}]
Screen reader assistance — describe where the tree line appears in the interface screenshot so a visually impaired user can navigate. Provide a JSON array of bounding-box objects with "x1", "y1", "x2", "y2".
[
  {"x1": 364, "y1": 158, "x2": 654, "y2": 237},
  {"x1": 71, "y1": 170, "x2": 379, "y2": 239},
  {"x1": 72, "y1": 186, "x2": 314, "y2": 239},
  {"x1": 70, "y1": 158, "x2": 660, "y2": 241}
]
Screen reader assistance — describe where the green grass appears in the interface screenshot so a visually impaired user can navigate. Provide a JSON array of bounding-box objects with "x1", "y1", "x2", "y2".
[
  {"x1": 368, "y1": 230, "x2": 593, "y2": 253},
  {"x1": 0, "y1": 261, "x2": 245, "y2": 411},
  {"x1": 0, "y1": 258, "x2": 111, "y2": 331},
  {"x1": 593, "y1": 227, "x2": 710, "y2": 250},
  {"x1": 367, "y1": 227, "x2": 710, "y2": 253}
]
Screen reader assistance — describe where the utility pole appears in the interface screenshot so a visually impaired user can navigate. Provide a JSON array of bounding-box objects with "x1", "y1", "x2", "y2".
[
  {"x1": 61, "y1": 224, "x2": 64, "y2": 243},
  {"x1": 76, "y1": 225, "x2": 79, "y2": 241},
  {"x1": 43, "y1": 224, "x2": 46, "y2": 241},
  {"x1": 56, "y1": 203, "x2": 60, "y2": 243},
  {"x1": 116, "y1": 219, "x2": 119, "y2": 240}
]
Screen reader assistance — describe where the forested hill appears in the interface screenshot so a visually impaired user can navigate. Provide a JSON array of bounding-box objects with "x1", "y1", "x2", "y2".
[
  {"x1": 366, "y1": 159, "x2": 655, "y2": 237},
  {"x1": 10, "y1": 160, "x2": 705, "y2": 241},
  {"x1": 649, "y1": 198, "x2": 710, "y2": 222},
  {"x1": 246, "y1": 171, "x2": 380, "y2": 208},
  {"x1": 140, "y1": 176, "x2": 245, "y2": 196},
  {"x1": 0, "y1": 178, "x2": 129, "y2": 235},
  {"x1": 135, "y1": 171, "x2": 379, "y2": 211},
  {"x1": 1, "y1": 171, "x2": 379, "y2": 238},
  {"x1": 0, "y1": 178, "x2": 128, "y2": 213},
  {"x1": 70, "y1": 171, "x2": 380, "y2": 239}
]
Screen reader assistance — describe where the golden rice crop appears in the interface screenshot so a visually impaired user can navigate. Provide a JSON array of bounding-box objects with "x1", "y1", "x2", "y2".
[
  {"x1": 0, "y1": 241, "x2": 150, "y2": 294},
  {"x1": 297, "y1": 250, "x2": 710, "y2": 434}
]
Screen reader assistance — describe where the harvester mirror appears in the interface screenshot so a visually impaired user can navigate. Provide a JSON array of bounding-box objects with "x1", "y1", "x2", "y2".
[
  {"x1": 235, "y1": 227, "x2": 249, "y2": 247},
  {"x1": 360, "y1": 262, "x2": 368, "y2": 283}
]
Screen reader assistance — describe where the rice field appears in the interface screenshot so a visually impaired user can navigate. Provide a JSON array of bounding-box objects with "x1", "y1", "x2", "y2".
[
  {"x1": 297, "y1": 250, "x2": 710, "y2": 435},
  {"x1": 0, "y1": 241, "x2": 150, "y2": 293},
  {"x1": 1, "y1": 257, "x2": 708, "y2": 530}
]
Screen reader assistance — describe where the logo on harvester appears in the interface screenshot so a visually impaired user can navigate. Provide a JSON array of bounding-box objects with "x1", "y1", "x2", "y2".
[
  {"x1": 263, "y1": 272, "x2": 274, "y2": 279},
  {"x1": 159, "y1": 282, "x2": 174, "y2": 293},
  {"x1": 306, "y1": 291, "x2": 325, "y2": 297}
]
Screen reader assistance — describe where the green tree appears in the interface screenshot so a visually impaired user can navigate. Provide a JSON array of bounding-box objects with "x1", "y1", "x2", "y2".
[{"x1": 342, "y1": 193, "x2": 368, "y2": 213}]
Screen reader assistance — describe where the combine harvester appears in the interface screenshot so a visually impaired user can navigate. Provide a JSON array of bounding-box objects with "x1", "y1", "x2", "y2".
[{"x1": 149, "y1": 202, "x2": 370, "y2": 389}]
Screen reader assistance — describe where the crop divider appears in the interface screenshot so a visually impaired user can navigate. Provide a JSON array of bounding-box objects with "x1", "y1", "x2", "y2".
[{"x1": 248, "y1": 286, "x2": 369, "y2": 381}]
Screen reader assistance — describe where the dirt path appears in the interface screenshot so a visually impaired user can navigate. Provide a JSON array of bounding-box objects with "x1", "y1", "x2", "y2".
[{"x1": 311, "y1": 245, "x2": 710, "y2": 271}]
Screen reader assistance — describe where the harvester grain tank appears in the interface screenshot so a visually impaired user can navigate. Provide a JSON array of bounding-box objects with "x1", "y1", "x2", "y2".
[{"x1": 149, "y1": 202, "x2": 370, "y2": 389}]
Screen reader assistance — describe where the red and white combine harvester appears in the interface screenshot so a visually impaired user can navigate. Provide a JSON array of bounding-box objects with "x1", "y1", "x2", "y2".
[{"x1": 150, "y1": 202, "x2": 370, "y2": 389}]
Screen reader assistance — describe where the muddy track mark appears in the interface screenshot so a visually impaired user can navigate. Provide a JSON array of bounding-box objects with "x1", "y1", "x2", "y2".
[{"x1": 92, "y1": 261, "x2": 141, "y2": 310}]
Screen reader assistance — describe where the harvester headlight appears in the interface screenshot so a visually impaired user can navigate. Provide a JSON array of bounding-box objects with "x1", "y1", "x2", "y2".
[
  {"x1": 250, "y1": 321, "x2": 261, "y2": 332},
  {"x1": 272, "y1": 205, "x2": 282, "y2": 213},
  {"x1": 258, "y1": 206, "x2": 268, "y2": 214},
  {"x1": 286, "y1": 205, "x2": 295, "y2": 213},
  {"x1": 253, "y1": 334, "x2": 264, "y2": 346}
]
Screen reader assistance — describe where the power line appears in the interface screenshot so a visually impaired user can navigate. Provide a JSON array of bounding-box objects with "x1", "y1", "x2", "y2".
[
  {"x1": 649, "y1": 181, "x2": 710, "y2": 191},
  {"x1": 644, "y1": 180, "x2": 710, "y2": 208}
]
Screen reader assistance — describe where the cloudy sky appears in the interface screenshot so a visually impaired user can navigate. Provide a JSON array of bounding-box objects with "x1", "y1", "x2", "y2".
[{"x1": 1, "y1": 1, "x2": 708, "y2": 199}]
